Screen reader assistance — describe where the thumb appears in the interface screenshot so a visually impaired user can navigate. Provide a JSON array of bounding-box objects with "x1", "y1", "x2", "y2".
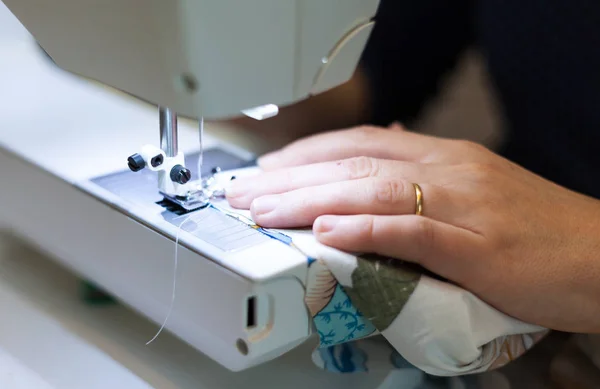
[{"x1": 313, "y1": 214, "x2": 484, "y2": 285}]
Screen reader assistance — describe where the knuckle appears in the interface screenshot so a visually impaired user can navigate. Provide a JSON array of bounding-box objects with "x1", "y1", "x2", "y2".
[
  {"x1": 388, "y1": 122, "x2": 406, "y2": 131},
  {"x1": 361, "y1": 216, "x2": 377, "y2": 243},
  {"x1": 414, "y1": 218, "x2": 437, "y2": 254},
  {"x1": 339, "y1": 156, "x2": 379, "y2": 179},
  {"x1": 462, "y1": 162, "x2": 497, "y2": 183},
  {"x1": 281, "y1": 168, "x2": 303, "y2": 191},
  {"x1": 356, "y1": 125, "x2": 380, "y2": 136},
  {"x1": 354, "y1": 125, "x2": 383, "y2": 142},
  {"x1": 373, "y1": 178, "x2": 407, "y2": 205},
  {"x1": 456, "y1": 139, "x2": 487, "y2": 154}
]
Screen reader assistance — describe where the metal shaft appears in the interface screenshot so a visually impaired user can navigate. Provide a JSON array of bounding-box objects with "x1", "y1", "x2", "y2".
[{"x1": 159, "y1": 107, "x2": 178, "y2": 157}]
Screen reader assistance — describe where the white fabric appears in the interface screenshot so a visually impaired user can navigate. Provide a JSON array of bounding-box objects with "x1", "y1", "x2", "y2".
[{"x1": 383, "y1": 276, "x2": 544, "y2": 376}]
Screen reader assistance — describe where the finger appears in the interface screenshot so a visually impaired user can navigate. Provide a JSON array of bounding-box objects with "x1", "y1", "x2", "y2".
[
  {"x1": 313, "y1": 214, "x2": 484, "y2": 283},
  {"x1": 249, "y1": 178, "x2": 441, "y2": 228},
  {"x1": 257, "y1": 126, "x2": 448, "y2": 170},
  {"x1": 226, "y1": 157, "x2": 427, "y2": 209}
]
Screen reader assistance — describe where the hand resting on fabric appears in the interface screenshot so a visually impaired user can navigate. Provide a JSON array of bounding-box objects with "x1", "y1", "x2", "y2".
[{"x1": 226, "y1": 124, "x2": 600, "y2": 334}]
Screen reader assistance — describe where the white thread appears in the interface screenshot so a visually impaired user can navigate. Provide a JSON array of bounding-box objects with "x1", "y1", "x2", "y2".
[
  {"x1": 197, "y1": 116, "x2": 204, "y2": 180},
  {"x1": 146, "y1": 214, "x2": 193, "y2": 345}
]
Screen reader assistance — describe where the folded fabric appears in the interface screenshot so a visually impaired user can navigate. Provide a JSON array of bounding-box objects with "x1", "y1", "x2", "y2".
[
  {"x1": 212, "y1": 167, "x2": 549, "y2": 376},
  {"x1": 292, "y1": 233, "x2": 548, "y2": 376}
]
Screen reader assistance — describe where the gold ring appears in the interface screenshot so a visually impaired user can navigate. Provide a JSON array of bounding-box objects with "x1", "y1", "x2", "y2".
[{"x1": 413, "y1": 183, "x2": 423, "y2": 216}]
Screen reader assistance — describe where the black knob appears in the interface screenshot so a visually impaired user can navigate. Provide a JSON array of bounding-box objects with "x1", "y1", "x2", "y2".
[
  {"x1": 211, "y1": 166, "x2": 222, "y2": 175},
  {"x1": 127, "y1": 153, "x2": 146, "y2": 172},
  {"x1": 170, "y1": 165, "x2": 192, "y2": 184}
]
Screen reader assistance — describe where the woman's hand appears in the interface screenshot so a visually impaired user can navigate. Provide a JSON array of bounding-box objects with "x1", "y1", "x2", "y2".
[{"x1": 226, "y1": 124, "x2": 600, "y2": 333}]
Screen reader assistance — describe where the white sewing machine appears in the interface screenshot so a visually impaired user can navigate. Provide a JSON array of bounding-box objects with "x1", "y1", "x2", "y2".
[{"x1": 0, "y1": 0, "x2": 379, "y2": 372}]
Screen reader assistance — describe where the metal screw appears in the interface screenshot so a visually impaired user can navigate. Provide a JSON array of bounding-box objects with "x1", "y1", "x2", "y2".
[
  {"x1": 170, "y1": 165, "x2": 192, "y2": 184},
  {"x1": 177, "y1": 169, "x2": 191, "y2": 184},
  {"x1": 180, "y1": 74, "x2": 199, "y2": 94}
]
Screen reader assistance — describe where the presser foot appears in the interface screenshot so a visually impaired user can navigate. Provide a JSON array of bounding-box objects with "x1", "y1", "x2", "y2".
[
  {"x1": 160, "y1": 189, "x2": 210, "y2": 211},
  {"x1": 159, "y1": 173, "x2": 227, "y2": 212}
]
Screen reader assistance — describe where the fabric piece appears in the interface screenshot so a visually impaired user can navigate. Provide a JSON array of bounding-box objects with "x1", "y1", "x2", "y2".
[
  {"x1": 487, "y1": 332, "x2": 550, "y2": 371},
  {"x1": 343, "y1": 254, "x2": 421, "y2": 331},
  {"x1": 305, "y1": 259, "x2": 377, "y2": 346},
  {"x1": 313, "y1": 283, "x2": 376, "y2": 345},
  {"x1": 376, "y1": 275, "x2": 548, "y2": 376},
  {"x1": 290, "y1": 232, "x2": 548, "y2": 376},
  {"x1": 312, "y1": 342, "x2": 370, "y2": 373}
]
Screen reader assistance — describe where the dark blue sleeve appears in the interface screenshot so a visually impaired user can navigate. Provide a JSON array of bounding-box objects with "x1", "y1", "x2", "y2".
[{"x1": 359, "y1": 0, "x2": 476, "y2": 126}]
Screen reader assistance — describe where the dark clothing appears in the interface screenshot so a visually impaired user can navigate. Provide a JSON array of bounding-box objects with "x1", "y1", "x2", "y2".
[{"x1": 360, "y1": 0, "x2": 600, "y2": 198}]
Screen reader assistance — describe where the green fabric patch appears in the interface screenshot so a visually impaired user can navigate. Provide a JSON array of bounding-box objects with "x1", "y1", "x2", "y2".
[{"x1": 343, "y1": 254, "x2": 422, "y2": 331}]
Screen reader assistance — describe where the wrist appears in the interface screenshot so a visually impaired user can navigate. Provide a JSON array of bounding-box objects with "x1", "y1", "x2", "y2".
[{"x1": 563, "y1": 196, "x2": 600, "y2": 333}]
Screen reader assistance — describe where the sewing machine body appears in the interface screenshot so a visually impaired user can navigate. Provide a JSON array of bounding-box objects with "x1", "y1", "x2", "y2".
[
  {"x1": 2, "y1": 0, "x2": 379, "y2": 120},
  {"x1": 0, "y1": 9, "x2": 313, "y2": 371}
]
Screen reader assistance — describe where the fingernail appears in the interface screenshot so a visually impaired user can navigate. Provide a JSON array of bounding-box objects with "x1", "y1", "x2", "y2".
[
  {"x1": 314, "y1": 216, "x2": 339, "y2": 234},
  {"x1": 251, "y1": 195, "x2": 281, "y2": 216}
]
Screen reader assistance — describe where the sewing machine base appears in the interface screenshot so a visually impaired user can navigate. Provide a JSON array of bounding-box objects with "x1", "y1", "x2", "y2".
[
  {"x1": 0, "y1": 145, "x2": 313, "y2": 372},
  {"x1": 0, "y1": 18, "x2": 314, "y2": 372}
]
